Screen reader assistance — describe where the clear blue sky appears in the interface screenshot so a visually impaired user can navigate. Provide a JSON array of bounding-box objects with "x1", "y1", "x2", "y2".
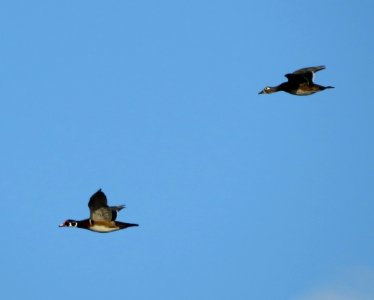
[{"x1": 1, "y1": 1, "x2": 373, "y2": 299}]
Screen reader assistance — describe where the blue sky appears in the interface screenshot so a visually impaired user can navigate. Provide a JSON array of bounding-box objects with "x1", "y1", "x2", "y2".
[{"x1": 1, "y1": 1, "x2": 373, "y2": 299}]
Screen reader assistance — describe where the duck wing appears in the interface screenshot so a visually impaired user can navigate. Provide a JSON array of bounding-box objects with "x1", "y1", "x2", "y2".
[
  {"x1": 88, "y1": 189, "x2": 124, "y2": 221},
  {"x1": 286, "y1": 65, "x2": 326, "y2": 85},
  {"x1": 292, "y1": 66, "x2": 326, "y2": 75},
  {"x1": 285, "y1": 72, "x2": 311, "y2": 85}
]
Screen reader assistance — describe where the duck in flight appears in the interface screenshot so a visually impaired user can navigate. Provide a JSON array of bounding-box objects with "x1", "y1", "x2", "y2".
[
  {"x1": 259, "y1": 65, "x2": 334, "y2": 96},
  {"x1": 59, "y1": 189, "x2": 139, "y2": 233}
]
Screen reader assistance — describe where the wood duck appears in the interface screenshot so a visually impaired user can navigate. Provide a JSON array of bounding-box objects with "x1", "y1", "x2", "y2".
[
  {"x1": 59, "y1": 189, "x2": 139, "y2": 233},
  {"x1": 259, "y1": 65, "x2": 334, "y2": 96}
]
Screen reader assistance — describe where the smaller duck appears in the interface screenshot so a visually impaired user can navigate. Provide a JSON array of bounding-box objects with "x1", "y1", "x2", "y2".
[
  {"x1": 59, "y1": 189, "x2": 139, "y2": 233},
  {"x1": 259, "y1": 65, "x2": 334, "y2": 96}
]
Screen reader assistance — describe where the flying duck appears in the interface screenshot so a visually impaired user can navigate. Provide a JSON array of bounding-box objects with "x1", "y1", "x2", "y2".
[
  {"x1": 259, "y1": 65, "x2": 334, "y2": 96},
  {"x1": 59, "y1": 189, "x2": 139, "y2": 233}
]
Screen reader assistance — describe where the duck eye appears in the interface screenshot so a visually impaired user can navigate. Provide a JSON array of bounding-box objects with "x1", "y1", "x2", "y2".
[
  {"x1": 265, "y1": 87, "x2": 270, "y2": 90},
  {"x1": 70, "y1": 222, "x2": 77, "y2": 227}
]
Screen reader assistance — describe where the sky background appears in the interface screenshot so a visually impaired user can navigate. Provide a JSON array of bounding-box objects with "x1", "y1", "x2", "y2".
[{"x1": 1, "y1": 1, "x2": 373, "y2": 299}]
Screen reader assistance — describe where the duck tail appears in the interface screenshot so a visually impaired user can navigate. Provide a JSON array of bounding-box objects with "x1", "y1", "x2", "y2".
[{"x1": 117, "y1": 221, "x2": 139, "y2": 229}]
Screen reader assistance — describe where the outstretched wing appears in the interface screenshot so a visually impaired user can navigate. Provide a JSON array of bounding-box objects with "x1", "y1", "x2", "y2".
[
  {"x1": 291, "y1": 65, "x2": 326, "y2": 75},
  {"x1": 88, "y1": 189, "x2": 125, "y2": 221},
  {"x1": 88, "y1": 189, "x2": 108, "y2": 210},
  {"x1": 284, "y1": 66, "x2": 325, "y2": 85},
  {"x1": 287, "y1": 65, "x2": 326, "y2": 85}
]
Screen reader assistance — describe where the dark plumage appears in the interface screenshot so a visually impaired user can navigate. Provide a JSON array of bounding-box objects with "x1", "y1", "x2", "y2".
[
  {"x1": 259, "y1": 65, "x2": 334, "y2": 96},
  {"x1": 59, "y1": 189, "x2": 138, "y2": 233}
]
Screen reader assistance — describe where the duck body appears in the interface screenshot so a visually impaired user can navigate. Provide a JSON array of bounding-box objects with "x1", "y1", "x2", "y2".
[
  {"x1": 59, "y1": 189, "x2": 139, "y2": 233},
  {"x1": 259, "y1": 65, "x2": 334, "y2": 96},
  {"x1": 60, "y1": 219, "x2": 139, "y2": 233}
]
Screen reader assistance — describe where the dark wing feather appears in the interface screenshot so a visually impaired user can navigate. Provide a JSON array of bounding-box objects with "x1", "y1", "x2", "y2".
[
  {"x1": 88, "y1": 189, "x2": 108, "y2": 210},
  {"x1": 109, "y1": 205, "x2": 126, "y2": 221},
  {"x1": 291, "y1": 65, "x2": 326, "y2": 74},
  {"x1": 88, "y1": 189, "x2": 112, "y2": 221},
  {"x1": 88, "y1": 189, "x2": 125, "y2": 221},
  {"x1": 285, "y1": 66, "x2": 326, "y2": 85},
  {"x1": 285, "y1": 72, "x2": 313, "y2": 85}
]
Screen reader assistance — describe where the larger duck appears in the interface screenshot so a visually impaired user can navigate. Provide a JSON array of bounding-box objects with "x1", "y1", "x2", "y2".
[
  {"x1": 59, "y1": 189, "x2": 138, "y2": 233},
  {"x1": 259, "y1": 65, "x2": 334, "y2": 96}
]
